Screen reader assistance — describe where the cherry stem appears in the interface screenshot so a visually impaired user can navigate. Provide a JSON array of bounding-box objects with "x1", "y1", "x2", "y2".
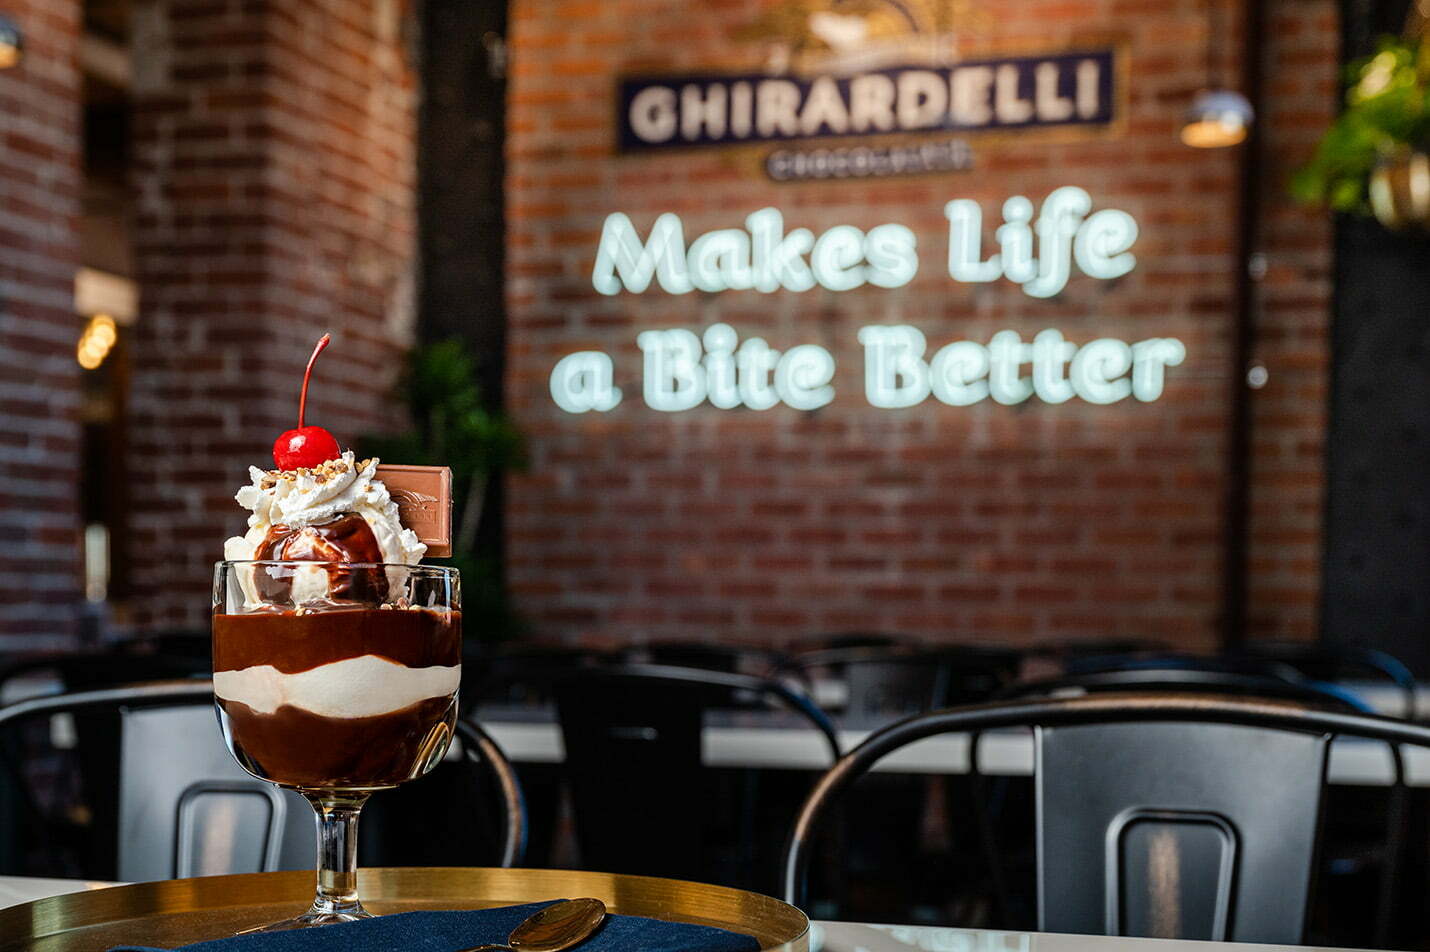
[{"x1": 298, "y1": 334, "x2": 331, "y2": 429}]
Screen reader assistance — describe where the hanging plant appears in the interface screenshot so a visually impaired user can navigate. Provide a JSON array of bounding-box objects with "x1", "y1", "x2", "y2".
[{"x1": 1291, "y1": 35, "x2": 1430, "y2": 228}]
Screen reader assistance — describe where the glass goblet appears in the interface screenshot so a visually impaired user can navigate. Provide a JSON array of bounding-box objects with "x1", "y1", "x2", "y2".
[{"x1": 212, "y1": 560, "x2": 461, "y2": 929}]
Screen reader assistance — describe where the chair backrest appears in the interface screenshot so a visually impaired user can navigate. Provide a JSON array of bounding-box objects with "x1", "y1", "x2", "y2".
[
  {"x1": 1038, "y1": 720, "x2": 1325, "y2": 941},
  {"x1": 782, "y1": 693, "x2": 1430, "y2": 944},
  {"x1": 786, "y1": 632, "x2": 912, "y2": 654},
  {"x1": 631, "y1": 641, "x2": 789, "y2": 677},
  {"x1": 782, "y1": 645, "x2": 1020, "y2": 720},
  {"x1": 117, "y1": 700, "x2": 313, "y2": 881},
  {"x1": 469, "y1": 644, "x2": 617, "y2": 705},
  {"x1": 0, "y1": 681, "x2": 305, "y2": 880},
  {"x1": 1025, "y1": 639, "x2": 1169, "y2": 664},
  {"x1": 550, "y1": 663, "x2": 839, "y2": 882},
  {"x1": 1233, "y1": 641, "x2": 1418, "y2": 719},
  {"x1": 1004, "y1": 657, "x2": 1378, "y2": 713},
  {"x1": 0, "y1": 681, "x2": 526, "y2": 879}
]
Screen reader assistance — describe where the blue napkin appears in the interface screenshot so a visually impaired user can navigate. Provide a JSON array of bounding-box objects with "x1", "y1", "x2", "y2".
[{"x1": 109, "y1": 900, "x2": 761, "y2": 952}]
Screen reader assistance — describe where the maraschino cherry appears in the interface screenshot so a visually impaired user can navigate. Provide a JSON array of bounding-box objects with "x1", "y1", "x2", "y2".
[{"x1": 273, "y1": 334, "x2": 342, "y2": 470}]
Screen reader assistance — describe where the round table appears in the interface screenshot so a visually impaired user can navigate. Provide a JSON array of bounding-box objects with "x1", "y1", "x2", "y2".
[{"x1": 0, "y1": 867, "x2": 809, "y2": 951}]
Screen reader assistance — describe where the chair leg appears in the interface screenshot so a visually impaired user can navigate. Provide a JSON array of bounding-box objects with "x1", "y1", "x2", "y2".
[
  {"x1": 966, "y1": 729, "x2": 1012, "y2": 920},
  {"x1": 1374, "y1": 779, "x2": 1408, "y2": 947}
]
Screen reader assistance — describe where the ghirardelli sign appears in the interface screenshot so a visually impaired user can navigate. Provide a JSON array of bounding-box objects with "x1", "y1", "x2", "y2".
[{"x1": 616, "y1": 2, "x2": 1117, "y2": 155}]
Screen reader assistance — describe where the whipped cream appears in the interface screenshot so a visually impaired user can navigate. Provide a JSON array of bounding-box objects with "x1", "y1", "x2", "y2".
[
  {"x1": 224, "y1": 451, "x2": 426, "y2": 566},
  {"x1": 214, "y1": 654, "x2": 460, "y2": 719}
]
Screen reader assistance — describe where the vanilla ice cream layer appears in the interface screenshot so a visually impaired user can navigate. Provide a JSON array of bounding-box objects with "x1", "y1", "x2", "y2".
[{"x1": 213, "y1": 654, "x2": 460, "y2": 719}]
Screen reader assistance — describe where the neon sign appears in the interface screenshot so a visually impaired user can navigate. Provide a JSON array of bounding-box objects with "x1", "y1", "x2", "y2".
[
  {"x1": 635, "y1": 325, "x2": 838, "y2": 412},
  {"x1": 560, "y1": 187, "x2": 1182, "y2": 415},
  {"x1": 858, "y1": 326, "x2": 1184, "y2": 408},
  {"x1": 592, "y1": 187, "x2": 1134, "y2": 299},
  {"x1": 550, "y1": 326, "x2": 1184, "y2": 413}
]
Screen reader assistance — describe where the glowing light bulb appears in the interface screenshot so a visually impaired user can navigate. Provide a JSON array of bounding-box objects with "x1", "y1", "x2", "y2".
[{"x1": 76, "y1": 314, "x2": 118, "y2": 370}]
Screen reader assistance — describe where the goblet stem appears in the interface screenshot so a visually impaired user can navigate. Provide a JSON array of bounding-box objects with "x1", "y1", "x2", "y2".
[{"x1": 306, "y1": 791, "x2": 372, "y2": 921}]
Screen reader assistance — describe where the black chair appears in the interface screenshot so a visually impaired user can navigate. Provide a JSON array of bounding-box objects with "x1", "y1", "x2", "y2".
[
  {"x1": 468, "y1": 643, "x2": 618, "y2": 705},
  {"x1": 1232, "y1": 641, "x2": 1418, "y2": 720},
  {"x1": 783, "y1": 692, "x2": 1430, "y2": 944},
  {"x1": 981, "y1": 660, "x2": 1407, "y2": 938},
  {"x1": 779, "y1": 644, "x2": 1021, "y2": 720},
  {"x1": 629, "y1": 641, "x2": 790, "y2": 677},
  {"x1": 464, "y1": 642, "x2": 622, "y2": 869},
  {"x1": 785, "y1": 632, "x2": 914, "y2": 655},
  {"x1": 549, "y1": 663, "x2": 839, "y2": 889},
  {"x1": 1227, "y1": 641, "x2": 1419, "y2": 945},
  {"x1": 0, "y1": 637, "x2": 212, "y2": 697},
  {"x1": 1022, "y1": 638, "x2": 1169, "y2": 665},
  {"x1": 774, "y1": 644, "x2": 1022, "y2": 922},
  {"x1": 1002, "y1": 657, "x2": 1379, "y2": 711},
  {"x1": 0, "y1": 681, "x2": 525, "y2": 878}
]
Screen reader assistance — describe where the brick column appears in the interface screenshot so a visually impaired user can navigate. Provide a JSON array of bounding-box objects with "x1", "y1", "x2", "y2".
[
  {"x1": 1244, "y1": 0, "x2": 1337, "y2": 640},
  {"x1": 0, "y1": 1, "x2": 84, "y2": 649},
  {"x1": 128, "y1": 0, "x2": 416, "y2": 630}
]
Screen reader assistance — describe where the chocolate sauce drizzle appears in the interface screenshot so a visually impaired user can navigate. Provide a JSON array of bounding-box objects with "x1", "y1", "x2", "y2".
[{"x1": 253, "y1": 512, "x2": 387, "y2": 602}]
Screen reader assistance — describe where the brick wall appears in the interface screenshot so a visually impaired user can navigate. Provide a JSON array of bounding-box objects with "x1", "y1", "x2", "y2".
[
  {"x1": 504, "y1": 0, "x2": 1335, "y2": 649},
  {"x1": 127, "y1": 0, "x2": 416, "y2": 631},
  {"x1": 0, "y1": 0, "x2": 85, "y2": 649}
]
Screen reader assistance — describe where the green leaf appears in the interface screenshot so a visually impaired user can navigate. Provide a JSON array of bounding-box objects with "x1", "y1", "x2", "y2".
[
  {"x1": 357, "y1": 337, "x2": 529, "y2": 642},
  {"x1": 1292, "y1": 33, "x2": 1430, "y2": 216}
]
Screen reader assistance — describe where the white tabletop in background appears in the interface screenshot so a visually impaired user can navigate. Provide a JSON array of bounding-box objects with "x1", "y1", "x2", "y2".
[
  {"x1": 474, "y1": 706, "x2": 1430, "y2": 787},
  {"x1": 0, "y1": 877, "x2": 1380, "y2": 952},
  {"x1": 0, "y1": 875, "x2": 118, "y2": 909},
  {"x1": 808, "y1": 922, "x2": 1379, "y2": 952},
  {"x1": 5, "y1": 673, "x2": 1426, "y2": 786}
]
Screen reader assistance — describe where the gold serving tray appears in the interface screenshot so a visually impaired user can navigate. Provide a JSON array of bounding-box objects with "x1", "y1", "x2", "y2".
[{"x1": 0, "y1": 867, "x2": 809, "y2": 952}]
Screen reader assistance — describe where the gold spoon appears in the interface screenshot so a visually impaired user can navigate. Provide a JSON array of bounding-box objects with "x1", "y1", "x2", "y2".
[{"x1": 459, "y1": 897, "x2": 608, "y2": 952}]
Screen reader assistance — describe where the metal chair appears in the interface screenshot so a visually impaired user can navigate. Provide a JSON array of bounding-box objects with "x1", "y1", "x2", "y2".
[
  {"x1": 628, "y1": 641, "x2": 791, "y2": 677},
  {"x1": 778, "y1": 644, "x2": 1021, "y2": 720},
  {"x1": 1025, "y1": 638, "x2": 1169, "y2": 661},
  {"x1": 774, "y1": 643, "x2": 1023, "y2": 921},
  {"x1": 1002, "y1": 657, "x2": 1379, "y2": 711},
  {"x1": 468, "y1": 643, "x2": 618, "y2": 706},
  {"x1": 784, "y1": 632, "x2": 915, "y2": 655},
  {"x1": 1227, "y1": 641, "x2": 1419, "y2": 946},
  {"x1": 550, "y1": 663, "x2": 839, "y2": 888},
  {"x1": 975, "y1": 662, "x2": 1391, "y2": 932},
  {"x1": 782, "y1": 692, "x2": 1430, "y2": 944},
  {"x1": 1232, "y1": 641, "x2": 1418, "y2": 719},
  {"x1": 0, "y1": 681, "x2": 525, "y2": 879}
]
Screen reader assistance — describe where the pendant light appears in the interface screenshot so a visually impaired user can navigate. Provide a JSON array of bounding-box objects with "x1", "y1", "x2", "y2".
[
  {"x1": 1181, "y1": 0, "x2": 1253, "y2": 148},
  {"x1": 0, "y1": 15, "x2": 20, "y2": 69}
]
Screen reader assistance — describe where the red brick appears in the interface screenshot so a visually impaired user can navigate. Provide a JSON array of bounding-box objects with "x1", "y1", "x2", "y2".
[{"x1": 0, "y1": 0, "x2": 84, "y2": 647}]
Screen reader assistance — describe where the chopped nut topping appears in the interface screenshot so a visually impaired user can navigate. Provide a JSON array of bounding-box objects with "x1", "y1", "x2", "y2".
[{"x1": 262, "y1": 455, "x2": 353, "y2": 485}]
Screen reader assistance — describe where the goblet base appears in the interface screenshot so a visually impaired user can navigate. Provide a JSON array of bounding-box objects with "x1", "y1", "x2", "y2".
[{"x1": 240, "y1": 906, "x2": 374, "y2": 933}]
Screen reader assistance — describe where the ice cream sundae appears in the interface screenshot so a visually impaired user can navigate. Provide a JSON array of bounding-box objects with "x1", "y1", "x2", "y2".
[{"x1": 212, "y1": 334, "x2": 460, "y2": 789}]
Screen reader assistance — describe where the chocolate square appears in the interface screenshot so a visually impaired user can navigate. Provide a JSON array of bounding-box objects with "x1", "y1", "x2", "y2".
[{"x1": 376, "y1": 464, "x2": 453, "y2": 558}]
